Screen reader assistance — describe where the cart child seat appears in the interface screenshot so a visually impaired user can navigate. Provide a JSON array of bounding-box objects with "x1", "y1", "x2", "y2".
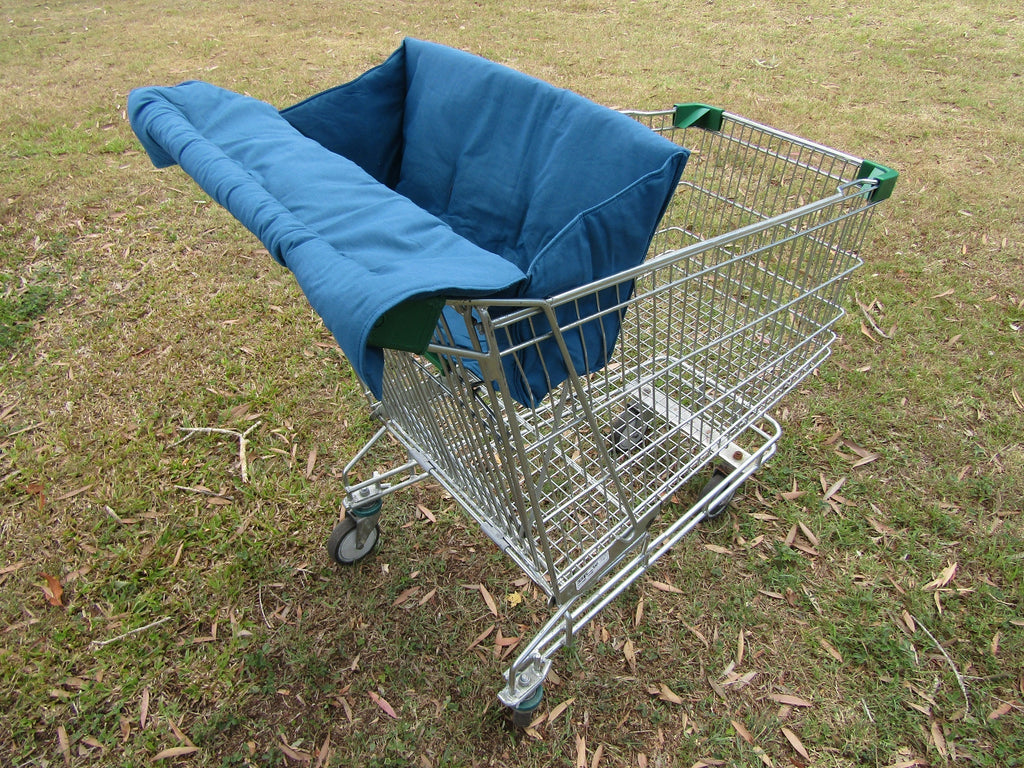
[{"x1": 128, "y1": 38, "x2": 690, "y2": 405}]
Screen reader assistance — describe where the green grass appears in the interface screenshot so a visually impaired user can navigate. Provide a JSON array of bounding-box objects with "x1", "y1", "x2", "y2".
[
  {"x1": 0, "y1": 274, "x2": 57, "y2": 352},
  {"x1": 2, "y1": 1, "x2": 1023, "y2": 766}
]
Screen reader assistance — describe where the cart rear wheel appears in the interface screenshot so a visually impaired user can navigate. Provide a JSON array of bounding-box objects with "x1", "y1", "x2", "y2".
[
  {"x1": 699, "y1": 468, "x2": 737, "y2": 519},
  {"x1": 327, "y1": 516, "x2": 380, "y2": 564},
  {"x1": 610, "y1": 404, "x2": 648, "y2": 454}
]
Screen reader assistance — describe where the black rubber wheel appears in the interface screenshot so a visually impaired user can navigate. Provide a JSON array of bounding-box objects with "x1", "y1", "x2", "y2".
[
  {"x1": 610, "y1": 405, "x2": 648, "y2": 454},
  {"x1": 699, "y1": 469, "x2": 736, "y2": 519},
  {"x1": 510, "y1": 685, "x2": 544, "y2": 729},
  {"x1": 326, "y1": 516, "x2": 380, "y2": 564}
]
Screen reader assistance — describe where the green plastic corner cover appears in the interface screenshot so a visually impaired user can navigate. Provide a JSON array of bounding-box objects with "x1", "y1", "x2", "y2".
[
  {"x1": 856, "y1": 159, "x2": 899, "y2": 202},
  {"x1": 127, "y1": 39, "x2": 689, "y2": 405}
]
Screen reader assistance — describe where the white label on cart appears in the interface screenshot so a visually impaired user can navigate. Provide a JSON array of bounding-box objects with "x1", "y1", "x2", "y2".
[{"x1": 575, "y1": 551, "x2": 611, "y2": 593}]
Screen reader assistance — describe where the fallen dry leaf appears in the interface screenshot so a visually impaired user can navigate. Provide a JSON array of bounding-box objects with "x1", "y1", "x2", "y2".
[
  {"x1": 902, "y1": 610, "x2": 916, "y2": 633},
  {"x1": 930, "y1": 720, "x2": 948, "y2": 758},
  {"x1": 277, "y1": 737, "x2": 312, "y2": 763},
  {"x1": 58, "y1": 725, "x2": 71, "y2": 767},
  {"x1": 313, "y1": 734, "x2": 331, "y2": 768},
  {"x1": 368, "y1": 690, "x2": 398, "y2": 719},
  {"x1": 416, "y1": 503, "x2": 437, "y2": 523},
  {"x1": 80, "y1": 736, "x2": 104, "y2": 752},
  {"x1": 40, "y1": 572, "x2": 64, "y2": 607},
  {"x1": 702, "y1": 544, "x2": 732, "y2": 556},
  {"x1": 987, "y1": 701, "x2": 1014, "y2": 720},
  {"x1": 548, "y1": 697, "x2": 575, "y2": 723},
  {"x1": 392, "y1": 587, "x2": 420, "y2": 607},
  {"x1": 650, "y1": 580, "x2": 685, "y2": 593},
  {"x1": 623, "y1": 639, "x2": 637, "y2": 673},
  {"x1": 797, "y1": 521, "x2": 819, "y2": 547},
  {"x1": 26, "y1": 482, "x2": 46, "y2": 511},
  {"x1": 659, "y1": 683, "x2": 684, "y2": 705},
  {"x1": 721, "y1": 670, "x2": 758, "y2": 689},
  {"x1": 167, "y1": 717, "x2": 194, "y2": 747},
  {"x1": 905, "y1": 699, "x2": 931, "y2": 717},
  {"x1": 479, "y1": 584, "x2": 498, "y2": 617},
  {"x1": 731, "y1": 719, "x2": 754, "y2": 744},
  {"x1": 852, "y1": 452, "x2": 881, "y2": 468},
  {"x1": 782, "y1": 727, "x2": 810, "y2": 760},
  {"x1": 866, "y1": 517, "x2": 896, "y2": 536},
  {"x1": 822, "y1": 476, "x2": 846, "y2": 501},
  {"x1": 685, "y1": 623, "x2": 710, "y2": 648},
  {"x1": 53, "y1": 484, "x2": 94, "y2": 502},
  {"x1": 152, "y1": 746, "x2": 200, "y2": 761},
  {"x1": 590, "y1": 743, "x2": 604, "y2": 768},
  {"x1": 707, "y1": 676, "x2": 729, "y2": 700},
  {"x1": 575, "y1": 733, "x2": 587, "y2": 768},
  {"x1": 768, "y1": 693, "x2": 813, "y2": 708},
  {"x1": 923, "y1": 562, "x2": 958, "y2": 590},
  {"x1": 467, "y1": 624, "x2": 495, "y2": 650},
  {"x1": 818, "y1": 638, "x2": 844, "y2": 663}
]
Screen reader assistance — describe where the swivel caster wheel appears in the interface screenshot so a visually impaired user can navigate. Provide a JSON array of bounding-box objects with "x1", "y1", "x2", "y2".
[
  {"x1": 509, "y1": 685, "x2": 543, "y2": 729},
  {"x1": 326, "y1": 501, "x2": 382, "y2": 565},
  {"x1": 699, "y1": 468, "x2": 737, "y2": 520},
  {"x1": 610, "y1": 404, "x2": 649, "y2": 454}
]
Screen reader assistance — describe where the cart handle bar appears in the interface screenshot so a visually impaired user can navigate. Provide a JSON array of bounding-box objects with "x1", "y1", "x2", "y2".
[{"x1": 672, "y1": 103, "x2": 898, "y2": 202}]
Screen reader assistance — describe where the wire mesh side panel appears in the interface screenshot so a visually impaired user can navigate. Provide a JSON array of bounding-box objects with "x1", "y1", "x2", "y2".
[
  {"x1": 375, "y1": 109, "x2": 879, "y2": 602},
  {"x1": 632, "y1": 109, "x2": 871, "y2": 251},
  {"x1": 486, "y1": 114, "x2": 877, "y2": 598},
  {"x1": 614, "y1": 108, "x2": 876, "y2": 450},
  {"x1": 377, "y1": 339, "x2": 557, "y2": 585}
]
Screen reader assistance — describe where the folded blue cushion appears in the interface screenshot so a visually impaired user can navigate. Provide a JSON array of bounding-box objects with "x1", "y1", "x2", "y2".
[
  {"x1": 129, "y1": 40, "x2": 689, "y2": 406},
  {"x1": 128, "y1": 80, "x2": 528, "y2": 397}
]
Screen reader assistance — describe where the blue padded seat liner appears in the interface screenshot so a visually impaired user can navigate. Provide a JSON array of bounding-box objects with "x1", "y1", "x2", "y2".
[
  {"x1": 129, "y1": 39, "x2": 689, "y2": 406},
  {"x1": 128, "y1": 80, "x2": 527, "y2": 398}
]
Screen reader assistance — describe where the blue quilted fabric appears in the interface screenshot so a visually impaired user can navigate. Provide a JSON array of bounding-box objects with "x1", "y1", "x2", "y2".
[{"x1": 129, "y1": 39, "x2": 688, "y2": 405}]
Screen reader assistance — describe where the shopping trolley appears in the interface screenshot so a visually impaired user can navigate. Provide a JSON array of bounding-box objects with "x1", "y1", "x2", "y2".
[
  {"x1": 129, "y1": 36, "x2": 896, "y2": 721},
  {"x1": 330, "y1": 103, "x2": 898, "y2": 721}
]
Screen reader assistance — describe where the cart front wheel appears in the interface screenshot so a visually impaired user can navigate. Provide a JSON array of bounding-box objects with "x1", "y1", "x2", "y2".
[
  {"x1": 509, "y1": 685, "x2": 544, "y2": 729},
  {"x1": 327, "y1": 516, "x2": 380, "y2": 565},
  {"x1": 699, "y1": 468, "x2": 737, "y2": 520}
]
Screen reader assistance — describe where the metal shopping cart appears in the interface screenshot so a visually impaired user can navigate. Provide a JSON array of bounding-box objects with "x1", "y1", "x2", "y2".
[
  {"x1": 129, "y1": 43, "x2": 897, "y2": 716},
  {"x1": 329, "y1": 103, "x2": 898, "y2": 722}
]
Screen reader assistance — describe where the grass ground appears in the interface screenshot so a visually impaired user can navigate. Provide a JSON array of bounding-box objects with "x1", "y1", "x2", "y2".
[{"x1": 1, "y1": 1, "x2": 1022, "y2": 766}]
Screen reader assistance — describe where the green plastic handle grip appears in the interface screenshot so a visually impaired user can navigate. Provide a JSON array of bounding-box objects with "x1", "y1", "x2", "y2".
[
  {"x1": 856, "y1": 159, "x2": 899, "y2": 203},
  {"x1": 673, "y1": 103, "x2": 724, "y2": 131}
]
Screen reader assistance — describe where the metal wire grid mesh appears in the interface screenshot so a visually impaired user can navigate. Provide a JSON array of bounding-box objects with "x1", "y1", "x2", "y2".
[{"x1": 374, "y1": 108, "x2": 877, "y2": 602}]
